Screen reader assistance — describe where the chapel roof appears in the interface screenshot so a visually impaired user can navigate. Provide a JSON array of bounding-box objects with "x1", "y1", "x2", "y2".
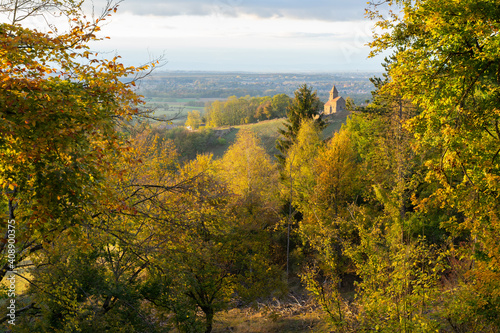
[{"x1": 325, "y1": 96, "x2": 344, "y2": 106}]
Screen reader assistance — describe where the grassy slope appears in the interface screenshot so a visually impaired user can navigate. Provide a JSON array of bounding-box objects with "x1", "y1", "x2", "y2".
[{"x1": 208, "y1": 114, "x2": 349, "y2": 160}]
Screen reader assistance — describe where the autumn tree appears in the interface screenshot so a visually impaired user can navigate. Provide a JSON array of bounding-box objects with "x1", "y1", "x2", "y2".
[
  {"x1": 217, "y1": 130, "x2": 283, "y2": 299},
  {"x1": 204, "y1": 100, "x2": 224, "y2": 127},
  {"x1": 0, "y1": 0, "x2": 162, "y2": 330},
  {"x1": 282, "y1": 119, "x2": 323, "y2": 277},
  {"x1": 219, "y1": 130, "x2": 280, "y2": 220},
  {"x1": 185, "y1": 110, "x2": 202, "y2": 129},
  {"x1": 297, "y1": 101, "x2": 447, "y2": 332},
  {"x1": 254, "y1": 99, "x2": 272, "y2": 121},
  {"x1": 275, "y1": 89, "x2": 325, "y2": 277},
  {"x1": 0, "y1": 0, "x2": 151, "y2": 229},
  {"x1": 12, "y1": 122, "x2": 214, "y2": 332},
  {"x1": 285, "y1": 122, "x2": 359, "y2": 329},
  {"x1": 283, "y1": 119, "x2": 323, "y2": 215},
  {"x1": 141, "y1": 152, "x2": 281, "y2": 333},
  {"x1": 364, "y1": 0, "x2": 500, "y2": 329}
]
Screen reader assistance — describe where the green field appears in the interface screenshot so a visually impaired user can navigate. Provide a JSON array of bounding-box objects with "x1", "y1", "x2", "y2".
[{"x1": 144, "y1": 97, "x2": 207, "y2": 124}]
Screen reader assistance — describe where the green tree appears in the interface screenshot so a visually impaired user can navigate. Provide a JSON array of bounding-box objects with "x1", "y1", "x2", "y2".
[
  {"x1": 271, "y1": 93, "x2": 292, "y2": 118},
  {"x1": 276, "y1": 84, "x2": 325, "y2": 166}
]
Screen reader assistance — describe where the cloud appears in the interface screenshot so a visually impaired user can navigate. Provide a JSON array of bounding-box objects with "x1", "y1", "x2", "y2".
[
  {"x1": 116, "y1": 0, "x2": 366, "y2": 22},
  {"x1": 275, "y1": 32, "x2": 340, "y2": 39}
]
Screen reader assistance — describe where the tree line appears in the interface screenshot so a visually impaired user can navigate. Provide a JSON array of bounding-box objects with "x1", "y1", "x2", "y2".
[{"x1": 204, "y1": 94, "x2": 294, "y2": 127}]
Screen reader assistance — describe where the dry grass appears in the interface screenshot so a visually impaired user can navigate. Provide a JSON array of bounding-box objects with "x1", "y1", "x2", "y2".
[{"x1": 212, "y1": 297, "x2": 332, "y2": 333}]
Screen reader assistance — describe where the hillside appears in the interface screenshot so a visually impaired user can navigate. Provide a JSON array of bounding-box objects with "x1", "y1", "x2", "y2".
[{"x1": 189, "y1": 114, "x2": 349, "y2": 160}]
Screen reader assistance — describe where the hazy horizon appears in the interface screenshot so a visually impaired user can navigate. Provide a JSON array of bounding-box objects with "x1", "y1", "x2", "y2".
[{"x1": 85, "y1": 0, "x2": 388, "y2": 73}]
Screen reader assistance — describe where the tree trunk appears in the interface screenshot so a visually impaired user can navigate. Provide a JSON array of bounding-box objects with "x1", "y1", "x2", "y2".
[{"x1": 203, "y1": 307, "x2": 214, "y2": 333}]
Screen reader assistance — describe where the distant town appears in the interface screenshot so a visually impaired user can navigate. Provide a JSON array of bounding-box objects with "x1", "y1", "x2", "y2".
[{"x1": 137, "y1": 70, "x2": 381, "y2": 105}]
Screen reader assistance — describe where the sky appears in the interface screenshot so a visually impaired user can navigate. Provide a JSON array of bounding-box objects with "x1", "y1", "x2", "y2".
[{"x1": 89, "y1": 0, "x2": 387, "y2": 72}]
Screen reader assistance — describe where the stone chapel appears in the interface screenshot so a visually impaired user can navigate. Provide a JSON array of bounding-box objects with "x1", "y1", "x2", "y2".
[{"x1": 323, "y1": 84, "x2": 346, "y2": 115}]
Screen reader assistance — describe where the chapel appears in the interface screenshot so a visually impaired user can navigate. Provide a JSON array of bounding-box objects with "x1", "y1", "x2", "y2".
[{"x1": 323, "y1": 85, "x2": 346, "y2": 115}]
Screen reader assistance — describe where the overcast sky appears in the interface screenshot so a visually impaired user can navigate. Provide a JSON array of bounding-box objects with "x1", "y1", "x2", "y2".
[{"x1": 89, "y1": 0, "x2": 386, "y2": 72}]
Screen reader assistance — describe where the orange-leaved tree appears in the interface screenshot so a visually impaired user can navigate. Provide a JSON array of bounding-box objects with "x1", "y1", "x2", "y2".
[{"x1": 0, "y1": 0, "x2": 157, "y2": 326}]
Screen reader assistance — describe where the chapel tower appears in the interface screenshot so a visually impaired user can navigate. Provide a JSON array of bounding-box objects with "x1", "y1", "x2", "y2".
[{"x1": 324, "y1": 84, "x2": 345, "y2": 115}]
